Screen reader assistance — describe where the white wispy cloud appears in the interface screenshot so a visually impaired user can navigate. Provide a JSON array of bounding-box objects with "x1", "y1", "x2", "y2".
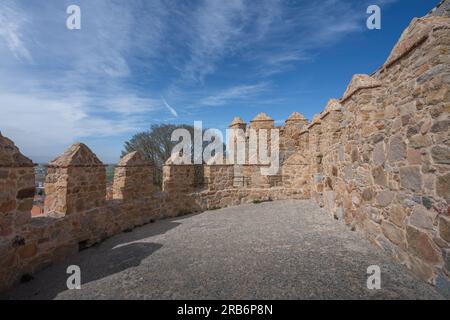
[
  {"x1": 0, "y1": 92, "x2": 148, "y2": 159},
  {"x1": 165, "y1": 0, "x2": 377, "y2": 93},
  {"x1": 94, "y1": 94, "x2": 161, "y2": 116},
  {"x1": 242, "y1": 0, "x2": 368, "y2": 76},
  {"x1": 0, "y1": 0, "x2": 167, "y2": 161},
  {"x1": 0, "y1": 0, "x2": 32, "y2": 62},
  {"x1": 174, "y1": 0, "x2": 284, "y2": 83},
  {"x1": 180, "y1": 0, "x2": 247, "y2": 82},
  {"x1": 162, "y1": 97, "x2": 178, "y2": 117},
  {"x1": 201, "y1": 83, "x2": 270, "y2": 107},
  {"x1": 0, "y1": 0, "x2": 401, "y2": 162}
]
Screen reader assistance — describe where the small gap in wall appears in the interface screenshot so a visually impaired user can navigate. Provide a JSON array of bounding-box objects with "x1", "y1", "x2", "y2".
[
  {"x1": 32, "y1": 164, "x2": 46, "y2": 217},
  {"x1": 78, "y1": 240, "x2": 89, "y2": 252},
  {"x1": 20, "y1": 274, "x2": 34, "y2": 283}
]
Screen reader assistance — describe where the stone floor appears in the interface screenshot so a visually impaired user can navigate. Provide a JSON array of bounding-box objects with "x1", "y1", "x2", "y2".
[{"x1": 3, "y1": 200, "x2": 444, "y2": 300}]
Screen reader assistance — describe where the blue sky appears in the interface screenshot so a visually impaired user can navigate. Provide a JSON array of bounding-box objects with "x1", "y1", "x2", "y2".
[{"x1": 0, "y1": 0, "x2": 437, "y2": 163}]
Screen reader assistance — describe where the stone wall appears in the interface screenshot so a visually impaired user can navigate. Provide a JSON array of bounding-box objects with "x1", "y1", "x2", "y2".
[
  {"x1": 0, "y1": 0, "x2": 448, "y2": 296},
  {"x1": 44, "y1": 143, "x2": 106, "y2": 215},
  {"x1": 0, "y1": 133, "x2": 35, "y2": 289},
  {"x1": 215, "y1": 2, "x2": 450, "y2": 291},
  {"x1": 0, "y1": 133, "x2": 35, "y2": 237},
  {"x1": 204, "y1": 165, "x2": 235, "y2": 191},
  {"x1": 0, "y1": 135, "x2": 307, "y2": 292},
  {"x1": 0, "y1": 139, "x2": 197, "y2": 292},
  {"x1": 282, "y1": 152, "x2": 310, "y2": 197},
  {"x1": 298, "y1": 7, "x2": 450, "y2": 291},
  {"x1": 112, "y1": 151, "x2": 154, "y2": 201}
]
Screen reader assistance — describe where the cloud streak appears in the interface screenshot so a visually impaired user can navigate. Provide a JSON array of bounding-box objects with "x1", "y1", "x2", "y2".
[
  {"x1": 0, "y1": 0, "x2": 33, "y2": 62},
  {"x1": 0, "y1": 0, "x2": 400, "y2": 162},
  {"x1": 0, "y1": 0, "x2": 168, "y2": 161},
  {"x1": 162, "y1": 97, "x2": 178, "y2": 117},
  {"x1": 201, "y1": 83, "x2": 270, "y2": 107}
]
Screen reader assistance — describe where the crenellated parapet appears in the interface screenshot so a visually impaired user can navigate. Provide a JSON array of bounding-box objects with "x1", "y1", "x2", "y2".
[
  {"x1": 285, "y1": 112, "x2": 308, "y2": 129},
  {"x1": 162, "y1": 159, "x2": 204, "y2": 194},
  {"x1": 248, "y1": 113, "x2": 276, "y2": 165},
  {"x1": 302, "y1": 5, "x2": 450, "y2": 290},
  {"x1": 228, "y1": 117, "x2": 248, "y2": 166},
  {"x1": 44, "y1": 143, "x2": 106, "y2": 215},
  {"x1": 249, "y1": 112, "x2": 275, "y2": 130},
  {"x1": 203, "y1": 165, "x2": 234, "y2": 191},
  {"x1": 0, "y1": 0, "x2": 448, "y2": 295},
  {"x1": 229, "y1": 116, "x2": 247, "y2": 131},
  {"x1": 113, "y1": 151, "x2": 154, "y2": 201},
  {"x1": 341, "y1": 74, "x2": 383, "y2": 103},
  {"x1": 0, "y1": 132, "x2": 34, "y2": 237}
]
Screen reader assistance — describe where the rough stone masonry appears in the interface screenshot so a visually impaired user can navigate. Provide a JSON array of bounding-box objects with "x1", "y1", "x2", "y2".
[{"x1": 0, "y1": 0, "x2": 449, "y2": 297}]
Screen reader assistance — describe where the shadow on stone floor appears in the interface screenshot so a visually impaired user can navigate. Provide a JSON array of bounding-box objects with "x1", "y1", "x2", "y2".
[{"x1": 3, "y1": 217, "x2": 186, "y2": 300}]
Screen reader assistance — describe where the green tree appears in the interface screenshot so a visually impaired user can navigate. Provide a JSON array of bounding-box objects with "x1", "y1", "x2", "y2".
[{"x1": 121, "y1": 124, "x2": 224, "y2": 187}]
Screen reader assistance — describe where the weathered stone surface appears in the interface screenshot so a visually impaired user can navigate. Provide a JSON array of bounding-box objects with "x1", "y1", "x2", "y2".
[
  {"x1": 382, "y1": 220, "x2": 405, "y2": 245},
  {"x1": 436, "y1": 173, "x2": 450, "y2": 200},
  {"x1": 407, "y1": 148, "x2": 422, "y2": 165},
  {"x1": 388, "y1": 135, "x2": 406, "y2": 162},
  {"x1": 436, "y1": 274, "x2": 450, "y2": 299},
  {"x1": 409, "y1": 134, "x2": 431, "y2": 149},
  {"x1": 113, "y1": 151, "x2": 154, "y2": 201},
  {"x1": 409, "y1": 255, "x2": 435, "y2": 283},
  {"x1": 420, "y1": 119, "x2": 432, "y2": 134},
  {"x1": 249, "y1": 113, "x2": 275, "y2": 130},
  {"x1": 17, "y1": 243, "x2": 37, "y2": 259},
  {"x1": 344, "y1": 165, "x2": 354, "y2": 181},
  {"x1": 44, "y1": 143, "x2": 106, "y2": 215},
  {"x1": 372, "y1": 166, "x2": 387, "y2": 186},
  {"x1": 400, "y1": 166, "x2": 423, "y2": 192},
  {"x1": 376, "y1": 235, "x2": 396, "y2": 255},
  {"x1": 371, "y1": 133, "x2": 384, "y2": 144},
  {"x1": 389, "y1": 204, "x2": 407, "y2": 227},
  {"x1": 16, "y1": 188, "x2": 35, "y2": 200},
  {"x1": 373, "y1": 142, "x2": 386, "y2": 165},
  {"x1": 342, "y1": 74, "x2": 382, "y2": 101},
  {"x1": 444, "y1": 249, "x2": 450, "y2": 276},
  {"x1": 430, "y1": 120, "x2": 449, "y2": 133},
  {"x1": 229, "y1": 116, "x2": 246, "y2": 127},
  {"x1": 0, "y1": 132, "x2": 33, "y2": 167},
  {"x1": 0, "y1": 170, "x2": 8, "y2": 179},
  {"x1": 406, "y1": 225, "x2": 441, "y2": 264},
  {"x1": 362, "y1": 188, "x2": 373, "y2": 201},
  {"x1": 285, "y1": 112, "x2": 308, "y2": 128},
  {"x1": 440, "y1": 216, "x2": 450, "y2": 242},
  {"x1": 376, "y1": 191, "x2": 395, "y2": 207},
  {"x1": 0, "y1": 133, "x2": 35, "y2": 262},
  {"x1": 48, "y1": 142, "x2": 103, "y2": 167},
  {"x1": 422, "y1": 196, "x2": 433, "y2": 210},
  {"x1": 409, "y1": 206, "x2": 435, "y2": 230},
  {"x1": 0, "y1": 200, "x2": 16, "y2": 214},
  {"x1": 351, "y1": 148, "x2": 359, "y2": 163},
  {"x1": 16, "y1": 199, "x2": 33, "y2": 212},
  {"x1": 431, "y1": 146, "x2": 450, "y2": 164},
  {"x1": 365, "y1": 216, "x2": 382, "y2": 237}
]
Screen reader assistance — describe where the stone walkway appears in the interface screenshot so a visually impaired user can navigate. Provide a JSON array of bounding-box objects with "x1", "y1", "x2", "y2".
[{"x1": 3, "y1": 200, "x2": 443, "y2": 299}]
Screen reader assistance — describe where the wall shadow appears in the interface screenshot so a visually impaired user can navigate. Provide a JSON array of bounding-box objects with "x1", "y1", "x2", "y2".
[{"x1": 3, "y1": 218, "x2": 184, "y2": 300}]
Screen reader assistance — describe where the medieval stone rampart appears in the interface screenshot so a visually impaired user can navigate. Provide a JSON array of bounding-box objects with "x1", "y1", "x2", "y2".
[
  {"x1": 301, "y1": 6, "x2": 450, "y2": 290},
  {"x1": 0, "y1": 1, "x2": 448, "y2": 295}
]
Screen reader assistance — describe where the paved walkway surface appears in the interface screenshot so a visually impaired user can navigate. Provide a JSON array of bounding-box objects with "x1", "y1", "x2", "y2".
[{"x1": 4, "y1": 200, "x2": 443, "y2": 299}]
